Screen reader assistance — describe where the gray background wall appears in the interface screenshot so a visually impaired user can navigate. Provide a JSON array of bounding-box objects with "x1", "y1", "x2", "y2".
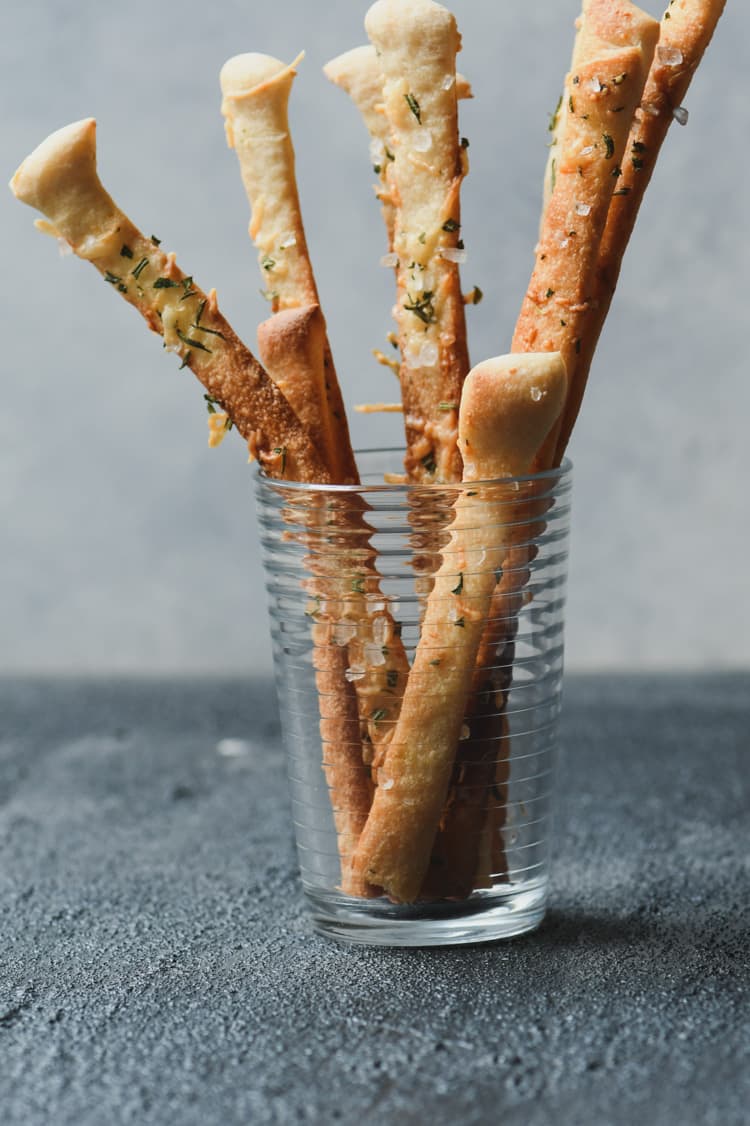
[{"x1": 0, "y1": 0, "x2": 746, "y2": 676}]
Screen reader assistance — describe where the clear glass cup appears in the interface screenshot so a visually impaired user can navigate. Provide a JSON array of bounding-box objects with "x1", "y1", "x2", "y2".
[{"x1": 255, "y1": 449, "x2": 572, "y2": 946}]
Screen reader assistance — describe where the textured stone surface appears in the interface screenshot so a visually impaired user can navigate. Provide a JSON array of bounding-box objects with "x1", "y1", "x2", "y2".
[{"x1": 1, "y1": 675, "x2": 748, "y2": 1125}]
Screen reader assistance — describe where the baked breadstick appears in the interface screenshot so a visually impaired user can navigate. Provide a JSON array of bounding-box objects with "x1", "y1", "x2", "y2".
[
  {"x1": 257, "y1": 304, "x2": 332, "y2": 458},
  {"x1": 364, "y1": 0, "x2": 470, "y2": 483},
  {"x1": 10, "y1": 118, "x2": 329, "y2": 485},
  {"x1": 324, "y1": 44, "x2": 472, "y2": 250},
  {"x1": 220, "y1": 53, "x2": 358, "y2": 485},
  {"x1": 554, "y1": 0, "x2": 727, "y2": 461},
  {"x1": 512, "y1": 0, "x2": 659, "y2": 467},
  {"x1": 351, "y1": 353, "x2": 567, "y2": 903}
]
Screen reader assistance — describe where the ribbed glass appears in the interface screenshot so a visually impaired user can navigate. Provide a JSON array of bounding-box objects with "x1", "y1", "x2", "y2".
[{"x1": 255, "y1": 449, "x2": 572, "y2": 946}]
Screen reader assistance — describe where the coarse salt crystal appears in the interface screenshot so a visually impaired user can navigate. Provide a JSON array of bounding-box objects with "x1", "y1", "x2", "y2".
[
  {"x1": 345, "y1": 664, "x2": 365, "y2": 682},
  {"x1": 381, "y1": 777, "x2": 394, "y2": 791},
  {"x1": 364, "y1": 641, "x2": 386, "y2": 667},
  {"x1": 530, "y1": 386, "x2": 544, "y2": 402},
  {"x1": 333, "y1": 621, "x2": 357, "y2": 646},
  {"x1": 459, "y1": 724, "x2": 471, "y2": 741},
  {"x1": 418, "y1": 341, "x2": 440, "y2": 368},
  {"x1": 369, "y1": 137, "x2": 385, "y2": 165},
  {"x1": 559, "y1": 237, "x2": 569, "y2": 249},
  {"x1": 367, "y1": 598, "x2": 386, "y2": 613},
  {"x1": 580, "y1": 145, "x2": 595, "y2": 156},
  {"x1": 372, "y1": 616, "x2": 388, "y2": 646},
  {"x1": 643, "y1": 103, "x2": 660, "y2": 117},
  {"x1": 441, "y1": 74, "x2": 455, "y2": 90},
  {"x1": 380, "y1": 252, "x2": 399, "y2": 268},
  {"x1": 672, "y1": 105, "x2": 689, "y2": 126},
  {"x1": 57, "y1": 238, "x2": 73, "y2": 258},
  {"x1": 440, "y1": 247, "x2": 468, "y2": 264},
  {"x1": 413, "y1": 130, "x2": 433, "y2": 153},
  {"x1": 575, "y1": 201, "x2": 591, "y2": 217},
  {"x1": 279, "y1": 234, "x2": 297, "y2": 250},
  {"x1": 657, "y1": 45, "x2": 683, "y2": 66},
  {"x1": 588, "y1": 76, "x2": 602, "y2": 92}
]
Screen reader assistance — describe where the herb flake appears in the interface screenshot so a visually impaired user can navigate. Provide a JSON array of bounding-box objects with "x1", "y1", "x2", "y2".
[{"x1": 404, "y1": 92, "x2": 422, "y2": 123}]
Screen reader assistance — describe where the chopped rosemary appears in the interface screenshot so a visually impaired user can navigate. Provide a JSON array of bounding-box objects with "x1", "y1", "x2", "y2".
[
  {"x1": 386, "y1": 669, "x2": 398, "y2": 689},
  {"x1": 469, "y1": 285, "x2": 483, "y2": 305},
  {"x1": 120, "y1": 245, "x2": 133, "y2": 259},
  {"x1": 351, "y1": 577, "x2": 366, "y2": 594},
  {"x1": 179, "y1": 352, "x2": 192, "y2": 370},
  {"x1": 384, "y1": 145, "x2": 395, "y2": 161},
  {"x1": 575, "y1": 338, "x2": 582, "y2": 354},
  {"x1": 452, "y1": 573, "x2": 464, "y2": 596},
  {"x1": 194, "y1": 299, "x2": 207, "y2": 325},
  {"x1": 442, "y1": 218, "x2": 460, "y2": 233},
  {"x1": 404, "y1": 92, "x2": 422, "y2": 123},
  {"x1": 548, "y1": 94, "x2": 562, "y2": 132},
  {"x1": 371, "y1": 707, "x2": 387, "y2": 725},
  {"x1": 569, "y1": 96, "x2": 575, "y2": 113},
  {"x1": 438, "y1": 402, "x2": 457, "y2": 412},
  {"x1": 262, "y1": 255, "x2": 276, "y2": 271},
  {"x1": 429, "y1": 658, "x2": 442, "y2": 667},
  {"x1": 103, "y1": 271, "x2": 121, "y2": 285},
  {"x1": 204, "y1": 393, "x2": 221, "y2": 414},
  {"x1": 612, "y1": 73, "x2": 628, "y2": 85},
  {"x1": 150, "y1": 234, "x2": 161, "y2": 246},
  {"x1": 460, "y1": 136, "x2": 470, "y2": 149},
  {"x1": 421, "y1": 451, "x2": 436, "y2": 475},
  {"x1": 613, "y1": 187, "x2": 631, "y2": 196},
  {"x1": 191, "y1": 323, "x2": 226, "y2": 340},
  {"x1": 611, "y1": 165, "x2": 623, "y2": 179},
  {"x1": 404, "y1": 291, "x2": 436, "y2": 325},
  {"x1": 177, "y1": 328, "x2": 211, "y2": 353},
  {"x1": 454, "y1": 617, "x2": 465, "y2": 628},
  {"x1": 418, "y1": 232, "x2": 427, "y2": 245},
  {"x1": 132, "y1": 257, "x2": 149, "y2": 280},
  {"x1": 632, "y1": 157, "x2": 644, "y2": 170},
  {"x1": 273, "y1": 446, "x2": 287, "y2": 476},
  {"x1": 632, "y1": 141, "x2": 647, "y2": 153},
  {"x1": 154, "y1": 276, "x2": 180, "y2": 289},
  {"x1": 260, "y1": 288, "x2": 278, "y2": 302},
  {"x1": 546, "y1": 288, "x2": 555, "y2": 299},
  {"x1": 603, "y1": 133, "x2": 615, "y2": 159},
  {"x1": 550, "y1": 157, "x2": 557, "y2": 193}
]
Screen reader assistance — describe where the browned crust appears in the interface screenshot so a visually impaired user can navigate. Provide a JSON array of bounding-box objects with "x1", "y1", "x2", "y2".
[{"x1": 554, "y1": 0, "x2": 727, "y2": 461}]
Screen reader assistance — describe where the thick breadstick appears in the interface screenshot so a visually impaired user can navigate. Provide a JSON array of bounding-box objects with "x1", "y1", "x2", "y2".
[
  {"x1": 257, "y1": 304, "x2": 332, "y2": 458},
  {"x1": 351, "y1": 353, "x2": 567, "y2": 903},
  {"x1": 220, "y1": 53, "x2": 358, "y2": 485},
  {"x1": 554, "y1": 0, "x2": 727, "y2": 462},
  {"x1": 324, "y1": 44, "x2": 472, "y2": 250},
  {"x1": 9, "y1": 118, "x2": 329, "y2": 485},
  {"x1": 512, "y1": 0, "x2": 659, "y2": 467},
  {"x1": 364, "y1": 0, "x2": 470, "y2": 484}
]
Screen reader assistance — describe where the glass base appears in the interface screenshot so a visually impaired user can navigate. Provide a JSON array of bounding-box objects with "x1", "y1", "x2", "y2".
[{"x1": 305, "y1": 880, "x2": 548, "y2": 947}]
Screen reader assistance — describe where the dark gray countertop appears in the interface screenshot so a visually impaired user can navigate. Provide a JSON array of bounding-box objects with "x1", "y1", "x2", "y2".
[{"x1": 1, "y1": 675, "x2": 748, "y2": 1125}]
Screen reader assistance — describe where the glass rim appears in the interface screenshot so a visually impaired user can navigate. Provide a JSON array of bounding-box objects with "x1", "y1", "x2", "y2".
[{"x1": 255, "y1": 448, "x2": 573, "y2": 495}]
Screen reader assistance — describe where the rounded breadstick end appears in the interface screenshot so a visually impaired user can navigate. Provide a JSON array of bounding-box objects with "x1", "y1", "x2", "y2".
[
  {"x1": 10, "y1": 118, "x2": 98, "y2": 214},
  {"x1": 458, "y1": 353, "x2": 568, "y2": 480},
  {"x1": 220, "y1": 52, "x2": 290, "y2": 97},
  {"x1": 366, "y1": 0, "x2": 455, "y2": 43}
]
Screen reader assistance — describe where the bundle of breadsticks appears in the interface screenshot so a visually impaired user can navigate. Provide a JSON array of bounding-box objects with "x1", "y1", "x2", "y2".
[{"x1": 10, "y1": 0, "x2": 725, "y2": 903}]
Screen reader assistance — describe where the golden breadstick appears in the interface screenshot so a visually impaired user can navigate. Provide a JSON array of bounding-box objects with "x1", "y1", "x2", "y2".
[
  {"x1": 257, "y1": 304, "x2": 332, "y2": 458},
  {"x1": 220, "y1": 53, "x2": 358, "y2": 485},
  {"x1": 364, "y1": 0, "x2": 470, "y2": 484},
  {"x1": 324, "y1": 44, "x2": 472, "y2": 250},
  {"x1": 512, "y1": 0, "x2": 659, "y2": 467},
  {"x1": 554, "y1": 0, "x2": 727, "y2": 461},
  {"x1": 10, "y1": 118, "x2": 329, "y2": 485},
  {"x1": 352, "y1": 353, "x2": 567, "y2": 903}
]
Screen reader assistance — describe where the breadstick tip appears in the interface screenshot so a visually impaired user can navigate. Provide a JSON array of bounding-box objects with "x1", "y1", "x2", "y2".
[
  {"x1": 220, "y1": 51, "x2": 304, "y2": 98},
  {"x1": 458, "y1": 353, "x2": 567, "y2": 479},
  {"x1": 10, "y1": 118, "x2": 97, "y2": 212},
  {"x1": 366, "y1": 0, "x2": 455, "y2": 43}
]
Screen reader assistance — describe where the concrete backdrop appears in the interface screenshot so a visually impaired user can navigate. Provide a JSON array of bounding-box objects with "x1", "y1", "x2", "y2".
[{"x1": 0, "y1": 0, "x2": 746, "y2": 675}]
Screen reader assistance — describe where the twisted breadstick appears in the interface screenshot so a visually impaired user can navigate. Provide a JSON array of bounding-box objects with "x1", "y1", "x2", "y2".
[
  {"x1": 9, "y1": 118, "x2": 329, "y2": 485},
  {"x1": 513, "y1": 0, "x2": 659, "y2": 468},
  {"x1": 554, "y1": 0, "x2": 727, "y2": 461},
  {"x1": 352, "y1": 353, "x2": 567, "y2": 903},
  {"x1": 364, "y1": 0, "x2": 470, "y2": 483},
  {"x1": 220, "y1": 52, "x2": 358, "y2": 485}
]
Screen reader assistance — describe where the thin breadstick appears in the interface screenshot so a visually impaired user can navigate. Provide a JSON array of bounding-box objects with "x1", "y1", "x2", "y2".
[
  {"x1": 554, "y1": 0, "x2": 727, "y2": 462},
  {"x1": 220, "y1": 53, "x2": 358, "y2": 485},
  {"x1": 9, "y1": 118, "x2": 329, "y2": 485},
  {"x1": 364, "y1": 0, "x2": 470, "y2": 484},
  {"x1": 324, "y1": 44, "x2": 472, "y2": 250},
  {"x1": 512, "y1": 0, "x2": 659, "y2": 467},
  {"x1": 351, "y1": 353, "x2": 567, "y2": 903},
  {"x1": 257, "y1": 304, "x2": 332, "y2": 458}
]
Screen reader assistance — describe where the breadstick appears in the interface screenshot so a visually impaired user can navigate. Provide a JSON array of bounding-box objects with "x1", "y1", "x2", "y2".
[
  {"x1": 364, "y1": 0, "x2": 470, "y2": 483},
  {"x1": 324, "y1": 44, "x2": 472, "y2": 250},
  {"x1": 9, "y1": 118, "x2": 329, "y2": 485},
  {"x1": 220, "y1": 53, "x2": 358, "y2": 485},
  {"x1": 351, "y1": 353, "x2": 567, "y2": 903},
  {"x1": 257, "y1": 304, "x2": 332, "y2": 458},
  {"x1": 554, "y1": 0, "x2": 727, "y2": 461},
  {"x1": 512, "y1": 0, "x2": 659, "y2": 468}
]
